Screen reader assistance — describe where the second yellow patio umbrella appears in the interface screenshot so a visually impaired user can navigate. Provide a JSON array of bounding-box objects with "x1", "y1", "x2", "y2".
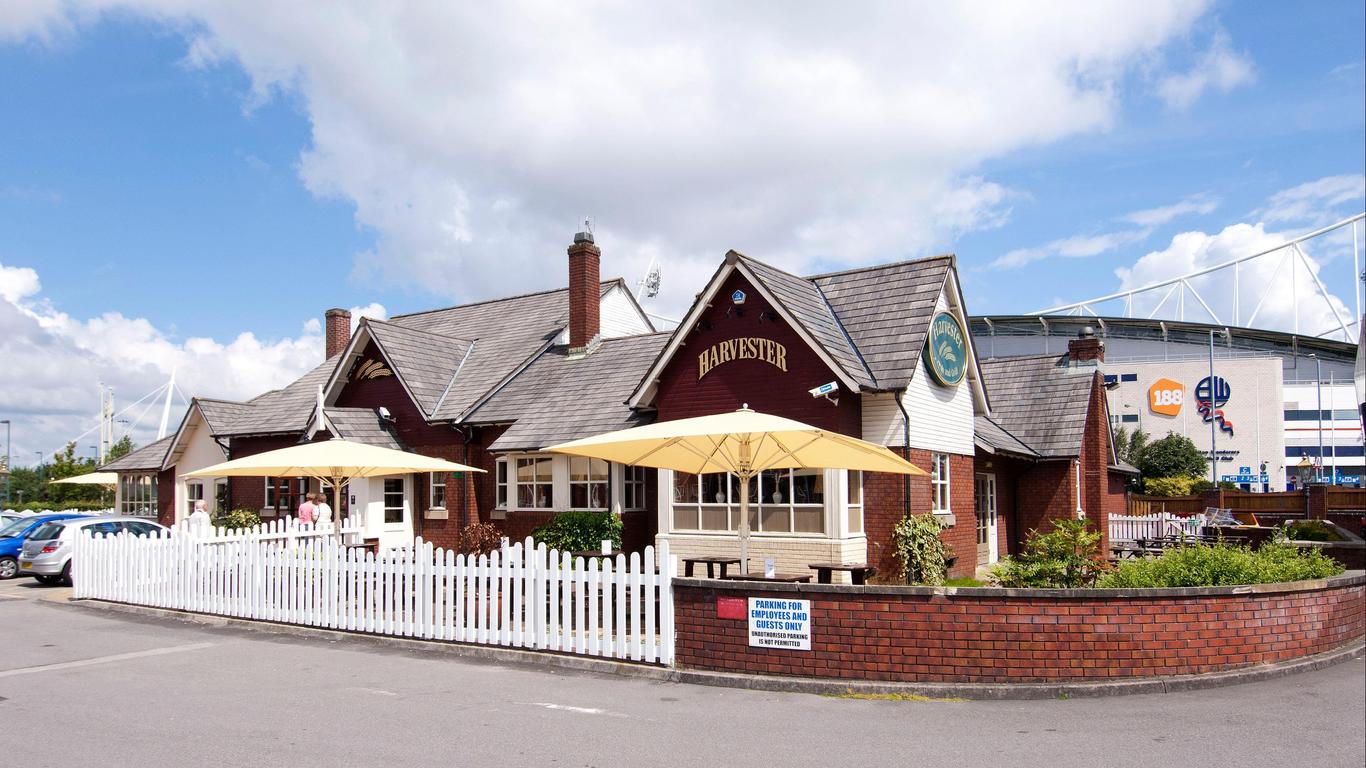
[
  {"x1": 546, "y1": 406, "x2": 926, "y2": 574},
  {"x1": 183, "y1": 439, "x2": 484, "y2": 525}
]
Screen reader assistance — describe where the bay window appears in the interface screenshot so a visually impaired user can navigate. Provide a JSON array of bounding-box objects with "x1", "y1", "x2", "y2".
[
  {"x1": 569, "y1": 457, "x2": 609, "y2": 509},
  {"x1": 847, "y1": 470, "x2": 863, "y2": 534},
  {"x1": 119, "y1": 474, "x2": 157, "y2": 516},
  {"x1": 670, "y1": 469, "x2": 825, "y2": 534}
]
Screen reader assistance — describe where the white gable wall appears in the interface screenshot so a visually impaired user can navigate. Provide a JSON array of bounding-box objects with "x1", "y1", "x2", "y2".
[
  {"x1": 169, "y1": 410, "x2": 230, "y2": 523},
  {"x1": 553, "y1": 284, "x2": 653, "y2": 345},
  {"x1": 860, "y1": 280, "x2": 978, "y2": 456}
]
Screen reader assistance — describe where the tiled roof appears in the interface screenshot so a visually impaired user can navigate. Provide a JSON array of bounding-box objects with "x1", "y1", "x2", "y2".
[
  {"x1": 974, "y1": 415, "x2": 1040, "y2": 458},
  {"x1": 738, "y1": 256, "x2": 874, "y2": 388},
  {"x1": 195, "y1": 398, "x2": 255, "y2": 435},
  {"x1": 216, "y1": 357, "x2": 340, "y2": 437},
  {"x1": 320, "y1": 407, "x2": 404, "y2": 450},
  {"x1": 100, "y1": 435, "x2": 175, "y2": 472},
  {"x1": 978, "y1": 354, "x2": 1096, "y2": 458},
  {"x1": 392, "y1": 281, "x2": 623, "y2": 421},
  {"x1": 364, "y1": 320, "x2": 474, "y2": 417},
  {"x1": 811, "y1": 256, "x2": 953, "y2": 390},
  {"x1": 472, "y1": 333, "x2": 670, "y2": 451}
]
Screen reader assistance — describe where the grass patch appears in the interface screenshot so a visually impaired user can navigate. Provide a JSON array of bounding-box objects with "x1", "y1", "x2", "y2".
[
  {"x1": 942, "y1": 577, "x2": 988, "y2": 587},
  {"x1": 825, "y1": 691, "x2": 969, "y2": 703}
]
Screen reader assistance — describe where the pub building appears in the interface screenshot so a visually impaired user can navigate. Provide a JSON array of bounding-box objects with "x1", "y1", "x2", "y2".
[{"x1": 105, "y1": 230, "x2": 1130, "y2": 580}]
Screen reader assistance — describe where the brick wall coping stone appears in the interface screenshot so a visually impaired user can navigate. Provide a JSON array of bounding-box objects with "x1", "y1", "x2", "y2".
[{"x1": 672, "y1": 571, "x2": 1364, "y2": 599}]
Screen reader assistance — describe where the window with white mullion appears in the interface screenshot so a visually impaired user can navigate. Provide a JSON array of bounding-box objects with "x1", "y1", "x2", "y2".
[
  {"x1": 429, "y1": 472, "x2": 447, "y2": 510},
  {"x1": 569, "y1": 456, "x2": 609, "y2": 510},
  {"x1": 669, "y1": 469, "x2": 825, "y2": 535},
  {"x1": 622, "y1": 465, "x2": 647, "y2": 511},
  {"x1": 932, "y1": 454, "x2": 951, "y2": 514},
  {"x1": 516, "y1": 456, "x2": 555, "y2": 509}
]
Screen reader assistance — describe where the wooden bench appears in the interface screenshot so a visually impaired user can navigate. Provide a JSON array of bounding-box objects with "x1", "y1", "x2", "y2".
[
  {"x1": 720, "y1": 572, "x2": 812, "y2": 584},
  {"x1": 682, "y1": 556, "x2": 743, "y2": 579}
]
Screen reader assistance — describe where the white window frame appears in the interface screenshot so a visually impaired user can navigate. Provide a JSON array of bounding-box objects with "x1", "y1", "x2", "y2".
[
  {"x1": 185, "y1": 482, "x2": 205, "y2": 518},
  {"x1": 568, "y1": 456, "x2": 610, "y2": 510},
  {"x1": 495, "y1": 458, "x2": 509, "y2": 510},
  {"x1": 382, "y1": 477, "x2": 406, "y2": 526},
  {"x1": 623, "y1": 465, "x2": 647, "y2": 511},
  {"x1": 932, "y1": 453, "x2": 951, "y2": 514},
  {"x1": 516, "y1": 455, "x2": 556, "y2": 510},
  {"x1": 429, "y1": 472, "x2": 447, "y2": 510},
  {"x1": 847, "y1": 470, "x2": 863, "y2": 534},
  {"x1": 668, "y1": 469, "x2": 826, "y2": 536},
  {"x1": 119, "y1": 473, "x2": 158, "y2": 517}
]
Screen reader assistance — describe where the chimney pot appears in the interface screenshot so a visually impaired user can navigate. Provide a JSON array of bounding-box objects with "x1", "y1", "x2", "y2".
[
  {"x1": 325, "y1": 308, "x2": 352, "y2": 358},
  {"x1": 1068, "y1": 327, "x2": 1105, "y2": 364}
]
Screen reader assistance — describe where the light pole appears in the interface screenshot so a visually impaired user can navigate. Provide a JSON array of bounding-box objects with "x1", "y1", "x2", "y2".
[
  {"x1": 1, "y1": 419, "x2": 9, "y2": 505},
  {"x1": 1311, "y1": 354, "x2": 1324, "y2": 484},
  {"x1": 1208, "y1": 330, "x2": 1218, "y2": 485}
]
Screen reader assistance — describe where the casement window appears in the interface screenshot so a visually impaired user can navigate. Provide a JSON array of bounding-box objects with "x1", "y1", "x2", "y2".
[
  {"x1": 931, "y1": 454, "x2": 951, "y2": 514},
  {"x1": 568, "y1": 457, "x2": 609, "y2": 510},
  {"x1": 495, "y1": 459, "x2": 509, "y2": 509},
  {"x1": 516, "y1": 456, "x2": 555, "y2": 509},
  {"x1": 847, "y1": 470, "x2": 863, "y2": 534},
  {"x1": 185, "y1": 482, "x2": 205, "y2": 517},
  {"x1": 119, "y1": 474, "x2": 157, "y2": 517},
  {"x1": 429, "y1": 472, "x2": 447, "y2": 510},
  {"x1": 264, "y1": 477, "x2": 298, "y2": 516},
  {"x1": 670, "y1": 469, "x2": 825, "y2": 535},
  {"x1": 622, "y1": 465, "x2": 647, "y2": 511},
  {"x1": 383, "y1": 478, "x2": 405, "y2": 524}
]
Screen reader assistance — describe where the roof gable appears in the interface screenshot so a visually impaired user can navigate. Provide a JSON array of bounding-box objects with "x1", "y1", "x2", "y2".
[
  {"x1": 216, "y1": 357, "x2": 340, "y2": 437},
  {"x1": 100, "y1": 435, "x2": 175, "y2": 472},
  {"x1": 978, "y1": 354, "x2": 1097, "y2": 457}
]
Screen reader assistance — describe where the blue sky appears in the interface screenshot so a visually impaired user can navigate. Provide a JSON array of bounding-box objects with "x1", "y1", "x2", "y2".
[{"x1": 0, "y1": 1, "x2": 1362, "y2": 461}]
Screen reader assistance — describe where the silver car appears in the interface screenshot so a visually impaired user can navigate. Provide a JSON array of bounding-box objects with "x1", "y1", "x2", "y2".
[{"x1": 19, "y1": 516, "x2": 169, "y2": 586}]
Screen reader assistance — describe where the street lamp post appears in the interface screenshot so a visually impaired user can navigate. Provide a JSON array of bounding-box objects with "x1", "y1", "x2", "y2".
[
  {"x1": 1, "y1": 419, "x2": 10, "y2": 506},
  {"x1": 1311, "y1": 354, "x2": 1324, "y2": 484},
  {"x1": 1208, "y1": 330, "x2": 1218, "y2": 485}
]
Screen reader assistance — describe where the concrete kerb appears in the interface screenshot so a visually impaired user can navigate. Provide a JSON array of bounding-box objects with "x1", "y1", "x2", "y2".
[{"x1": 61, "y1": 598, "x2": 1364, "y2": 700}]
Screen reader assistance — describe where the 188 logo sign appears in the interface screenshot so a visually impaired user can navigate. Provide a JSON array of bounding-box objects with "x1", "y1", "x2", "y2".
[{"x1": 1147, "y1": 378, "x2": 1184, "y2": 416}]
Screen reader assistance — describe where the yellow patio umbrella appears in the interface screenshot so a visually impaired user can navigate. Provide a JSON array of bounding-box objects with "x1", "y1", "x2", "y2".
[
  {"x1": 50, "y1": 472, "x2": 119, "y2": 489},
  {"x1": 546, "y1": 406, "x2": 926, "y2": 574},
  {"x1": 182, "y1": 439, "x2": 484, "y2": 526}
]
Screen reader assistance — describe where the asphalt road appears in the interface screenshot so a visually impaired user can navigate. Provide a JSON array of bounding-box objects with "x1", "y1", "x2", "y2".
[{"x1": 2, "y1": 578, "x2": 1363, "y2": 768}]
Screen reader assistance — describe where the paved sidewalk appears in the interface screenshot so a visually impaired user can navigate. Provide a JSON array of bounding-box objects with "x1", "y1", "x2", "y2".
[{"x1": 1, "y1": 591, "x2": 1363, "y2": 768}]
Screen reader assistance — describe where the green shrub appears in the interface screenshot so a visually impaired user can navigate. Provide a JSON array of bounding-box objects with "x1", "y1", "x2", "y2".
[
  {"x1": 531, "y1": 511, "x2": 623, "y2": 553},
  {"x1": 892, "y1": 513, "x2": 947, "y2": 585},
  {"x1": 212, "y1": 508, "x2": 261, "y2": 530},
  {"x1": 7, "y1": 500, "x2": 113, "y2": 512},
  {"x1": 1283, "y1": 520, "x2": 1343, "y2": 542},
  {"x1": 1097, "y1": 542, "x2": 1343, "y2": 588},
  {"x1": 1143, "y1": 476, "x2": 1198, "y2": 497},
  {"x1": 989, "y1": 518, "x2": 1108, "y2": 588}
]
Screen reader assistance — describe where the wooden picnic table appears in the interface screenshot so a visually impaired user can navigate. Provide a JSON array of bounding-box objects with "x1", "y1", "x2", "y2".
[
  {"x1": 807, "y1": 562, "x2": 877, "y2": 585},
  {"x1": 682, "y1": 556, "x2": 744, "y2": 579},
  {"x1": 568, "y1": 549, "x2": 625, "y2": 560},
  {"x1": 720, "y1": 572, "x2": 813, "y2": 584}
]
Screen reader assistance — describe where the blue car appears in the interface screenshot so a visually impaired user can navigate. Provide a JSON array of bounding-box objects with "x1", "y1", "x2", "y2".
[{"x1": 0, "y1": 513, "x2": 89, "y2": 580}]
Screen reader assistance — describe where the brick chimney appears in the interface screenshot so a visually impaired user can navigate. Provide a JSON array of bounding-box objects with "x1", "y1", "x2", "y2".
[
  {"x1": 1068, "y1": 325, "x2": 1105, "y2": 365},
  {"x1": 325, "y1": 308, "x2": 352, "y2": 358},
  {"x1": 567, "y1": 229, "x2": 601, "y2": 354}
]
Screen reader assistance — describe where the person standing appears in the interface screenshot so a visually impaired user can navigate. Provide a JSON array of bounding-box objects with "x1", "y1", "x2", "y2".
[
  {"x1": 188, "y1": 499, "x2": 213, "y2": 536},
  {"x1": 297, "y1": 492, "x2": 316, "y2": 525},
  {"x1": 314, "y1": 492, "x2": 333, "y2": 528}
]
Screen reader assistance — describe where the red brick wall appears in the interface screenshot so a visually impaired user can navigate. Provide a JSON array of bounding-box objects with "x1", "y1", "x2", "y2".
[
  {"x1": 567, "y1": 239, "x2": 601, "y2": 349},
  {"x1": 654, "y1": 271, "x2": 861, "y2": 436},
  {"x1": 1080, "y1": 372, "x2": 1112, "y2": 551},
  {"x1": 325, "y1": 308, "x2": 351, "y2": 359},
  {"x1": 863, "y1": 450, "x2": 976, "y2": 580},
  {"x1": 225, "y1": 434, "x2": 304, "y2": 514},
  {"x1": 674, "y1": 576, "x2": 1365, "y2": 683},
  {"x1": 156, "y1": 468, "x2": 176, "y2": 527}
]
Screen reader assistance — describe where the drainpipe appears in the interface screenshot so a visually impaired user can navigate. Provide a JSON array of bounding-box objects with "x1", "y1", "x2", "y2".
[
  {"x1": 895, "y1": 389, "x2": 912, "y2": 521},
  {"x1": 1074, "y1": 458, "x2": 1084, "y2": 520},
  {"x1": 461, "y1": 426, "x2": 476, "y2": 532}
]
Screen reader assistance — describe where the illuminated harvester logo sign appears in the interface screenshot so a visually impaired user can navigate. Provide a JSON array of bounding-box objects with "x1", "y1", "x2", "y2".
[
  {"x1": 698, "y1": 338, "x2": 788, "y2": 380},
  {"x1": 924, "y1": 311, "x2": 967, "y2": 387},
  {"x1": 1195, "y1": 375, "x2": 1235, "y2": 436}
]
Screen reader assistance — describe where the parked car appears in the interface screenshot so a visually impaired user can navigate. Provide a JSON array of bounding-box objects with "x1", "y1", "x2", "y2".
[
  {"x1": 0, "y1": 513, "x2": 90, "y2": 580},
  {"x1": 1, "y1": 512, "x2": 24, "y2": 528},
  {"x1": 20, "y1": 517, "x2": 170, "y2": 586}
]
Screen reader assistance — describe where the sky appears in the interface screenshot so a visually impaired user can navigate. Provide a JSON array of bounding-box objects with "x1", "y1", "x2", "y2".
[{"x1": 0, "y1": 1, "x2": 1363, "y2": 466}]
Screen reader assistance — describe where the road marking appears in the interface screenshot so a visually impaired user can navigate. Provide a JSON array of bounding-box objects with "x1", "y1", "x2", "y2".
[
  {"x1": 0, "y1": 642, "x2": 215, "y2": 679},
  {"x1": 531, "y1": 702, "x2": 629, "y2": 718},
  {"x1": 352, "y1": 687, "x2": 399, "y2": 697}
]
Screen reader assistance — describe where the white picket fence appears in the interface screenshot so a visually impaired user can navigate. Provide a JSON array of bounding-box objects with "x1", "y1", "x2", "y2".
[
  {"x1": 1109, "y1": 512, "x2": 1202, "y2": 542},
  {"x1": 71, "y1": 525, "x2": 675, "y2": 665}
]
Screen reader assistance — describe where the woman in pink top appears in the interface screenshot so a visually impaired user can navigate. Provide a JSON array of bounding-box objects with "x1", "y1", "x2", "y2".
[{"x1": 297, "y1": 493, "x2": 316, "y2": 525}]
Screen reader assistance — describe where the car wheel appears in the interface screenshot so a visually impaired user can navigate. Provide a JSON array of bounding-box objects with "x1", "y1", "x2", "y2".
[
  {"x1": 60, "y1": 562, "x2": 73, "y2": 587},
  {"x1": 0, "y1": 556, "x2": 17, "y2": 580},
  {"x1": 34, "y1": 575, "x2": 59, "y2": 586}
]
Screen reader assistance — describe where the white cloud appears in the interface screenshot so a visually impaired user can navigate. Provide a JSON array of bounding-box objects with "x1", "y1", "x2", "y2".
[
  {"x1": 1257, "y1": 174, "x2": 1364, "y2": 228},
  {"x1": 1157, "y1": 30, "x2": 1255, "y2": 109},
  {"x1": 1122, "y1": 193, "x2": 1219, "y2": 227},
  {"x1": 0, "y1": 258, "x2": 384, "y2": 463},
  {"x1": 2, "y1": 1, "x2": 1219, "y2": 320},
  {"x1": 992, "y1": 229, "x2": 1150, "y2": 269}
]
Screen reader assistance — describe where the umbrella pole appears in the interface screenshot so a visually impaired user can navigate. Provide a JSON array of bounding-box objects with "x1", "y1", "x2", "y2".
[
  {"x1": 331, "y1": 477, "x2": 343, "y2": 540},
  {"x1": 739, "y1": 473, "x2": 751, "y2": 575}
]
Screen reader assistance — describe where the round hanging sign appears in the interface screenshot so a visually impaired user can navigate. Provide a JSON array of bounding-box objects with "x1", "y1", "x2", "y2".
[{"x1": 925, "y1": 311, "x2": 967, "y2": 387}]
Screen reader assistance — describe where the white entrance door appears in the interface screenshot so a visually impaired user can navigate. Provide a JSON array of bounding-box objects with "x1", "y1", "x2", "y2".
[
  {"x1": 974, "y1": 473, "x2": 998, "y2": 566},
  {"x1": 376, "y1": 475, "x2": 413, "y2": 550}
]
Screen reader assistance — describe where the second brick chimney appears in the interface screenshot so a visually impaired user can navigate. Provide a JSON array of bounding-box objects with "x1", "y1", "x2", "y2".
[
  {"x1": 567, "y1": 229, "x2": 601, "y2": 355},
  {"x1": 325, "y1": 308, "x2": 352, "y2": 358},
  {"x1": 1068, "y1": 326, "x2": 1105, "y2": 365}
]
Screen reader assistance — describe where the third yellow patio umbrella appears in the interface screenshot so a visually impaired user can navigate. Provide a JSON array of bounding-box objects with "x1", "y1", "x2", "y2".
[
  {"x1": 183, "y1": 439, "x2": 484, "y2": 526},
  {"x1": 546, "y1": 406, "x2": 926, "y2": 574}
]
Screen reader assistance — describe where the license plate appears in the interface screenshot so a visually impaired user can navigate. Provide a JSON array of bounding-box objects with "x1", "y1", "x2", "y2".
[{"x1": 19, "y1": 561, "x2": 33, "y2": 569}]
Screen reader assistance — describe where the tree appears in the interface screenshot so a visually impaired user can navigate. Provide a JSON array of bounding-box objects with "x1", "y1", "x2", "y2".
[
  {"x1": 106, "y1": 435, "x2": 135, "y2": 463},
  {"x1": 46, "y1": 442, "x2": 102, "y2": 505},
  {"x1": 1113, "y1": 426, "x2": 1150, "y2": 466},
  {"x1": 1135, "y1": 432, "x2": 1207, "y2": 480}
]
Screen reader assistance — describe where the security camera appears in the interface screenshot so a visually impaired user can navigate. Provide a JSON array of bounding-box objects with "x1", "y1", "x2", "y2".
[
  {"x1": 809, "y1": 382, "x2": 838, "y2": 405},
  {"x1": 378, "y1": 406, "x2": 393, "y2": 421}
]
